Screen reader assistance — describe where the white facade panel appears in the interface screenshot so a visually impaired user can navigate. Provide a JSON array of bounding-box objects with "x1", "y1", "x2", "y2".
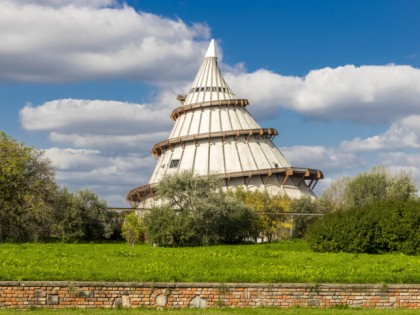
[
  {"x1": 224, "y1": 140, "x2": 242, "y2": 173},
  {"x1": 237, "y1": 140, "x2": 256, "y2": 171},
  {"x1": 229, "y1": 109, "x2": 242, "y2": 130},
  {"x1": 170, "y1": 114, "x2": 185, "y2": 138},
  {"x1": 210, "y1": 109, "x2": 221, "y2": 132},
  {"x1": 220, "y1": 109, "x2": 231, "y2": 132},
  {"x1": 199, "y1": 109, "x2": 211, "y2": 134},
  {"x1": 209, "y1": 139, "x2": 225, "y2": 174},
  {"x1": 179, "y1": 145, "x2": 195, "y2": 172},
  {"x1": 188, "y1": 110, "x2": 201, "y2": 135},
  {"x1": 179, "y1": 111, "x2": 193, "y2": 137},
  {"x1": 193, "y1": 141, "x2": 209, "y2": 175},
  {"x1": 248, "y1": 140, "x2": 271, "y2": 169}
]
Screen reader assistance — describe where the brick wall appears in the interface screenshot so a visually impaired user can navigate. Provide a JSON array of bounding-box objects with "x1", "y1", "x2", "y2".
[{"x1": 0, "y1": 281, "x2": 419, "y2": 309}]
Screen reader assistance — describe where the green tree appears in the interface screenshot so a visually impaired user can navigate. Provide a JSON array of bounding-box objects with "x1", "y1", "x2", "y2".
[
  {"x1": 143, "y1": 171, "x2": 259, "y2": 246},
  {"x1": 121, "y1": 212, "x2": 145, "y2": 246},
  {"x1": 0, "y1": 132, "x2": 58, "y2": 242},
  {"x1": 318, "y1": 166, "x2": 418, "y2": 212},
  {"x1": 289, "y1": 196, "x2": 320, "y2": 238},
  {"x1": 229, "y1": 188, "x2": 289, "y2": 242},
  {"x1": 52, "y1": 189, "x2": 117, "y2": 242}
]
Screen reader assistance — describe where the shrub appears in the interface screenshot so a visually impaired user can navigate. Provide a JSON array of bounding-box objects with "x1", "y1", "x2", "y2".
[
  {"x1": 306, "y1": 199, "x2": 420, "y2": 255},
  {"x1": 143, "y1": 171, "x2": 260, "y2": 246}
]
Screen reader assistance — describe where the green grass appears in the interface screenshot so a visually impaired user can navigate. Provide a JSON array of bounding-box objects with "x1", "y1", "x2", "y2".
[
  {"x1": 1, "y1": 308, "x2": 420, "y2": 315},
  {"x1": 0, "y1": 240, "x2": 419, "y2": 283}
]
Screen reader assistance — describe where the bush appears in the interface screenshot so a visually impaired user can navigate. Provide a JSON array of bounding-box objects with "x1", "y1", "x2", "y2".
[
  {"x1": 143, "y1": 171, "x2": 260, "y2": 246},
  {"x1": 306, "y1": 199, "x2": 420, "y2": 255}
]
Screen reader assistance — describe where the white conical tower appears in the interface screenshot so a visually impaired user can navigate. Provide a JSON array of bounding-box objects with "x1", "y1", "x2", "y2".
[{"x1": 127, "y1": 40, "x2": 323, "y2": 208}]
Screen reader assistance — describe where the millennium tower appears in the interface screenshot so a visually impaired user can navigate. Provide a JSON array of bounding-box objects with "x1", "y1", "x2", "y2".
[{"x1": 127, "y1": 40, "x2": 323, "y2": 208}]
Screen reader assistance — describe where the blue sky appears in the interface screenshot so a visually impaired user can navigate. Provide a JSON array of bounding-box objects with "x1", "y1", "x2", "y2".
[{"x1": 1, "y1": 0, "x2": 419, "y2": 205}]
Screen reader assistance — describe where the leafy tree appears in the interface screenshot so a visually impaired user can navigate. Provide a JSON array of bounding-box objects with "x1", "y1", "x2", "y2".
[
  {"x1": 0, "y1": 132, "x2": 119, "y2": 243},
  {"x1": 121, "y1": 212, "x2": 145, "y2": 246},
  {"x1": 318, "y1": 166, "x2": 418, "y2": 212},
  {"x1": 289, "y1": 196, "x2": 320, "y2": 238},
  {"x1": 52, "y1": 189, "x2": 117, "y2": 242},
  {"x1": 0, "y1": 132, "x2": 58, "y2": 242},
  {"x1": 143, "y1": 171, "x2": 259, "y2": 246},
  {"x1": 229, "y1": 188, "x2": 289, "y2": 242}
]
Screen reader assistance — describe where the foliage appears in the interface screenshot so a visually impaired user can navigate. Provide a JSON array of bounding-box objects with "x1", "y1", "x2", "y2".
[
  {"x1": 289, "y1": 196, "x2": 321, "y2": 238},
  {"x1": 306, "y1": 199, "x2": 420, "y2": 255},
  {"x1": 121, "y1": 212, "x2": 145, "y2": 246},
  {"x1": 228, "y1": 188, "x2": 289, "y2": 242},
  {"x1": 52, "y1": 189, "x2": 118, "y2": 242},
  {"x1": 1, "y1": 241, "x2": 420, "y2": 284},
  {"x1": 0, "y1": 132, "x2": 58, "y2": 242},
  {"x1": 144, "y1": 171, "x2": 259, "y2": 246},
  {"x1": 318, "y1": 166, "x2": 418, "y2": 212},
  {"x1": 0, "y1": 132, "x2": 118, "y2": 243}
]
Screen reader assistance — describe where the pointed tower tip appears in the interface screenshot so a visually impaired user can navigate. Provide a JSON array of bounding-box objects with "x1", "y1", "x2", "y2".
[{"x1": 205, "y1": 39, "x2": 216, "y2": 58}]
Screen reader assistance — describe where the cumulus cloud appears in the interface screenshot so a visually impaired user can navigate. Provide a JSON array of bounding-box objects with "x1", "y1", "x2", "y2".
[
  {"x1": 12, "y1": 0, "x2": 116, "y2": 8},
  {"x1": 227, "y1": 65, "x2": 420, "y2": 124},
  {"x1": 20, "y1": 99, "x2": 172, "y2": 134},
  {"x1": 281, "y1": 145, "x2": 360, "y2": 175},
  {"x1": 341, "y1": 115, "x2": 420, "y2": 151},
  {"x1": 20, "y1": 99, "x2": 172, "y2": 153},
  {"x1": 44, "y1": 146, "x2": 156, "y2": 206},
  {"x1": 0, "y1": 0, "x2": 210, "y2": 83}
]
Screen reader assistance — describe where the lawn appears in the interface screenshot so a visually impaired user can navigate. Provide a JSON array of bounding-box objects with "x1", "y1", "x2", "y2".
[
  {"x1": 0, "y1": 240, "x2": 419, "y2": 283},
  {"x1": 1, "y1": 308, "x2": 420, "y2": 315}
]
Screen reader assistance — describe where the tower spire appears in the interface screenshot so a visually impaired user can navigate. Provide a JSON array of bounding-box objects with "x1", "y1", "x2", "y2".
[
  {"x1": 184, "y1": 39, "x2": 235, "y2": 105},
  {"x1": 205, "y1": 39, "x2": 217, "y2": 58}
]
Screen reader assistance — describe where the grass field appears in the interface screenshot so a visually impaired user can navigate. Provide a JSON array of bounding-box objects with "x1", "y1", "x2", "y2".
[
  {"x1": 1, "y1": 308, "x2": 420, "y2": 315},
  {"x1": 0, "y1": 240, "x2": 419, "y2": 283}
]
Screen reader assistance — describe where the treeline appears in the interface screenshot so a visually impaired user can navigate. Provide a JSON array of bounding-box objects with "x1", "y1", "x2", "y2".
[
  {"x1": 0, "y1": 132, "x2": 120, "y2": 242},
  {"x1": 125, "y1": 167, "x2": 419, "y2": 255}
]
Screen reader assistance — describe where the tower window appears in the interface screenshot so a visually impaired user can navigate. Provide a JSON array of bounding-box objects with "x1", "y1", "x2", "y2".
[{"x1": 169, "y1": 159, "x2": 180, "y2": 168}]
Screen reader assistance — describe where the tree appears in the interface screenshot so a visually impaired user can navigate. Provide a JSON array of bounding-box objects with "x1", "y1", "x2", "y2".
[
  {"x1": 0, "y1": 132, "x2": 58, "y2": 242},
  {"x1": 229, "y1": 188, "x2": 289, "y2": 242},
  {"x1": 143, "y1": 171, "x2": 260, "y2": 246},
  {"x1": 122, "y1": 212, "x2": 145, "y2": 246},
  {"x1": 318, "y1": 166, "x2": 418, "y2": 212},
  {"x1": 289, "y1": 196, "x2": 321, "y2": 238},
  {"x1": 52, "y1": 189, "x2": 117, "y2": 242}
]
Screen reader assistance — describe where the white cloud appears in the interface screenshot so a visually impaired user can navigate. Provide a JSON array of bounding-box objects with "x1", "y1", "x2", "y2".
[
  {"x1": 341, "y1": 115, "x2": 420, "y2": 152},
  {"x1": 12, "y1": 0, "x2": 116, "y2": 8},
  {"x1": 49, "y1": 131, "x2": 168, "y2": 150},
  {"x1": 227, "y1": 65, "x2": 420, "y2": 124},
  {"x1": 281, "y1": 145, "x2": 360, "y2": 175},
  {"x1": 0, "y1": 0, "x2": 210, "y2": 83},
  {"x1": 20, "y1": 99, "x2": 172, "y2": 134},
  {"x1": 45, "y1": 147, "x2": 156, "y2": 206}
]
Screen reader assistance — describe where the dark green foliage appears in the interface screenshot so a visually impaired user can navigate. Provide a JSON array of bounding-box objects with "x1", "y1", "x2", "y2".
[
  {"x1": 289, "y1": 196, "x2": 321, "y2": 238},
  {"x1": 306, "y1": 199, "x2": 420, "y2": 255},
  {"x1": 52, "y1": 189, "x2": 118, "y2": 242},
  {"x1": 143, "y1": 171, "x2": 259, "y2": 246}
]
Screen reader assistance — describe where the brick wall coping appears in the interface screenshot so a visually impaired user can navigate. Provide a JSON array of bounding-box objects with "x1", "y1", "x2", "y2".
[{"x1": 0, "y1": 281, "x2": 419, "y2": 289}]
